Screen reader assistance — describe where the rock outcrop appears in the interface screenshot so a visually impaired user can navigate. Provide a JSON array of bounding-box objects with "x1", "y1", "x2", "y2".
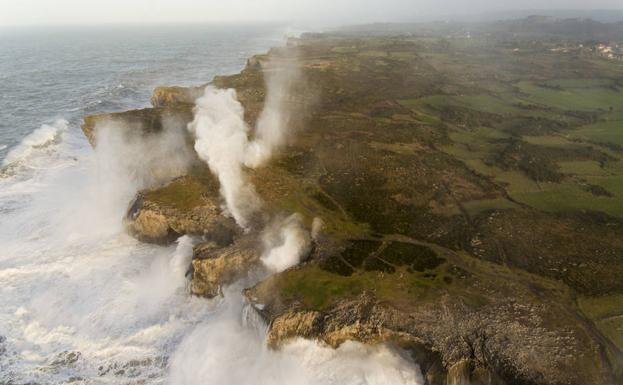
[
  {"x1": 191, "y1": 236, "x2": 261, "y2": 298},
  {"x1": 245, "y1": 252, "x2": 614, "y2": 385},
  {"x1": 124, "y1": 175, "x2": 238, "y2": 245},
  {"x1": 81, "y1": 106, "x2": 193, "y2": 146}
]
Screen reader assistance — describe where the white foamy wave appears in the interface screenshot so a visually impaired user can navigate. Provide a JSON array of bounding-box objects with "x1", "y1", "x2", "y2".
[
  {"x1": 282, "y1": 339, "x2": 423, "y2": 385},
  {"x1": 2, "y1": 119, "x2": 68, "y2": 168},
  {"x1": 0, "y1": 137, "x2": 212, "y2": 383},
  {"x1": 168, "y1": 289, "x2": 423, "y2": 385}
]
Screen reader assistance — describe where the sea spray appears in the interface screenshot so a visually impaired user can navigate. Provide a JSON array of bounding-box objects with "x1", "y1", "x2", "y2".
[
  {"x1": 45, "y1": 119, "x2": 195, "y2": 239},
  {"x1": 188, "y1": 84, "x2": 312, "y2": 268},
  {"x1": 187, "y1": 53, "x2": 313, "y2": 273},
  {"x1": 94, "y1": 118, "x2": 194, "y2": 192},
  {"x1": 187, "y1": 87, "x2": 261, "y2": 228},
  {"x1": 0, "y1": 121, "x2": 215, "y2": 384},
  {"x1": 168, "y1": 287, "x2": 424, "y2": 385},
  {"x1": 242, "y1": 298, "x2": 271, "y2": 340},
  {"x1": 169, "y1": 235, "x2": 197, "y2": 278},
  {"x1": 260, "y1": 213, "x2": 311, "y2": 272},
  {"x1": 187, "y1": 52, "x2": 304, "y2": 226},
  {"x1": 244, "y1": 56, "x2": 301, "y2": 168}
]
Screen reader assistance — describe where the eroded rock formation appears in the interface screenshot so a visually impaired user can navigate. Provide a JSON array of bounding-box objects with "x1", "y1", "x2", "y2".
[{"x1": 191, "y1": 236, "x2": 261, "y2": 298}]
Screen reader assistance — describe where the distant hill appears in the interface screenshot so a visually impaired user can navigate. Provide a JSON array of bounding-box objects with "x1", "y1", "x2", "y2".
[
  {"x1": 496, "y1": 15, "x2": 623, "y2": 40},
  {"x1": 337, "y1": 15, "x2": 623, "y2": 41},
  {"x1": 477, "y1": 9, "x2": 623, "y2": 23}
]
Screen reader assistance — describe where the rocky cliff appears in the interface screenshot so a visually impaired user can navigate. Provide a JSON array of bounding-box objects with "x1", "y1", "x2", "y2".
[{"x1": 82, "y1": 34, "x2": 623, "y2": 384}]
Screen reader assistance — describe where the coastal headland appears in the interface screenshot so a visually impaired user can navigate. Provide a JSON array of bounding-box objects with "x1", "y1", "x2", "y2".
[{"x1": 82, "y1": 25, "x2": 623, "y2": 385}]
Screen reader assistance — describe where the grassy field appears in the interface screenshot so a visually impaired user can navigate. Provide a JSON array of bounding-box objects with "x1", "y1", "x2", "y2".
[
  {"x1": 579, "y1": 294, "x2": 623, "y2": 349},
  {"x1": 398, "y1": 65, "x2": 623, "y2": 218},
  {"x1": 572, "y1": 120, "x2": 623, "y2": 146},
  {"x1": 516, "y1": 80, "x2": 623, "y2": 112}
]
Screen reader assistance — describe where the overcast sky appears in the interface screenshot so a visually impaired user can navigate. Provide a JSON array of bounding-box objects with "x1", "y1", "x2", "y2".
[{"x1": 1, "y1": 0, "x2": 622, "y2": 26}]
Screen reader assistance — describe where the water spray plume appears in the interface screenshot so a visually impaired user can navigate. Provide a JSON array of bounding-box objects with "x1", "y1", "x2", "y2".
[
  {"x1": 261, "y1": 214, "x2": 311, "y2": 272},
  {"x1": 187, "y1": 55, "x2": 302, "y2": 230},
  {"x1": 245, "y1": 57, "x2": 300, "y2": 168},
  {"x1": 188, "y1": 86, "x2": 261, "y2": 228}
]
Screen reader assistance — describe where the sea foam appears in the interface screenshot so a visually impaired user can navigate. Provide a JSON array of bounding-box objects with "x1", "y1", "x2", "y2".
[{"x1": 2, "y1": 119, "x2": 68, "y2": 168}]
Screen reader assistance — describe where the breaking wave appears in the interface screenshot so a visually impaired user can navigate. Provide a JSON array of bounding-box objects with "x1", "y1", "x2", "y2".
[
  {"x1": 169, "y1": 287, "x2": 423, "y2": 385},
  {"x1": 2, "y1": 119, "x2": 68, "y2": 169}
]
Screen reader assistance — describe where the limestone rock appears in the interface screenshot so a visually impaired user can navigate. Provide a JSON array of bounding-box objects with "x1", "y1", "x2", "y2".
[
  {"x1": 150, "y1": 86, "x2": 204, "y2": 108},
  {"x1": 81, "y1": 106, "x2": 193, "y2": 147},
  {"x1": 124, "y1": 175, "x2": 238, "y2": 245},
  {"x1": 191, "y1": 236, "x2": 260, "y2": 298},
  {"x1": 265, "y1": 310, "x2": 323, "y2": 347},
  {"x1": 125, "y1": 197, "x2": 179, "y2": 244}
]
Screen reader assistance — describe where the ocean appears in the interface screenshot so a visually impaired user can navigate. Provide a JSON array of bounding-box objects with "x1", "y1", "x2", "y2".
[{"x1": 0, "y1": 25, "x2": 422, "y2": 384}]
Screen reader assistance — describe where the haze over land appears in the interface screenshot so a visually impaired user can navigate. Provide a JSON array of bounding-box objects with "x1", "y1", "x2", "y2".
[{"x1": 2, "y1": 0, "x2": 623, "y2": 26}]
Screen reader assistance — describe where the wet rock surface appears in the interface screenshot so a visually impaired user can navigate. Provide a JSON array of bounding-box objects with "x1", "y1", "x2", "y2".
[
  {"x1": 191, "y1": 236, "x2": 261, "y2": 298},
  {"x1": 97, "y1": 356, "x2": 167, "y2": 378}
]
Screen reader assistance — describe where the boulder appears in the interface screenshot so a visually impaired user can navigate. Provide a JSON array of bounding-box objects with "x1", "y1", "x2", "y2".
[
  {"x1": 125, "y1": 175, "x2": 238, "y2": 245},
  {"x1": 191, "y1": 236, "x2": 261, "y2": 298}
]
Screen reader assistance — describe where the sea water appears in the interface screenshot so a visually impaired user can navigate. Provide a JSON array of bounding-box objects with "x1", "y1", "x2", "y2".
[{"x1": 0, "y1": 24, "x2": 423, "y2": 384}]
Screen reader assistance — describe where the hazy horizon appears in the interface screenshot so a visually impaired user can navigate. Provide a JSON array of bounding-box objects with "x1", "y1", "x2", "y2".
[{"x1": 2, "y1": 0, "x2": 623, "y2": 27}]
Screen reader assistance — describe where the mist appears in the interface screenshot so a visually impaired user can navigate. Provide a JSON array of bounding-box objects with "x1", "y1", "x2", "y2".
[
  {"x1": 2, "y1": 0, "x2": 623, "y2": 27},
  {"x1": 187, "y1": 49, "x2": 311, "y2": 273},
  {"x1": 246, "y1": 55, "x2": 301, "y2": 169},
  {"x1": 261, "y1": 214, "x2": 311, "y2": 273},
  {"x1": 188, "y1": 51, "x2": 303, "y2": 227}
]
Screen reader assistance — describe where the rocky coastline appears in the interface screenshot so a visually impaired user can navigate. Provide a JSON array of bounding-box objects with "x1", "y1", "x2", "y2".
[{"x1": 82, "y1": 34, "x2": 623, "y2": 385}]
